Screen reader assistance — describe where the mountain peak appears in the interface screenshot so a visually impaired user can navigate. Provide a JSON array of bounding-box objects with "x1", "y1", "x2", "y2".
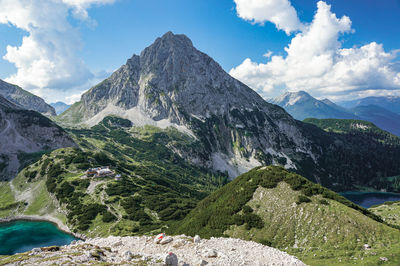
[
  {"x1": 140, "y1": 31, "x2": 194, "y2": 59},
  {"x1": 159, "y1": 31, "x2": 193, "y2": 46},
  {"x1": 271, "y1": 90, "x2": 358, "y2": 121},
  {"x1": 273, "y1": 90, "x2": 312, "y2": 106}
]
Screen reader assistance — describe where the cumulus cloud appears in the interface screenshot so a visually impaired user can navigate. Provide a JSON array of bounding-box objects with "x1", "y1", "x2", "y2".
[
  {"x1": 62, "y1": 0, "x2": 115, "y2": 20},
  {"x1": 233, "y1": 0, "x2": 304, "y2": 34},
  {"x1": 0, "y1": 0, "x2": 115, "y2": 101},
  {"x1": 230, "y1": 1, "x2": 400, "y2": 100}
]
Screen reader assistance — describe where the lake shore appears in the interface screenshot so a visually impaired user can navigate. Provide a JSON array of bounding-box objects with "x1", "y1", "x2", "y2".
[{"x1": 0, "y1": 215, "x2": 85, "y2": 240}]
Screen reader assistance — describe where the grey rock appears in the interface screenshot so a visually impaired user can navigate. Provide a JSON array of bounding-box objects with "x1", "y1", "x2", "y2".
[
  {"x1": 173, "y1": 239, "x2": 187, "y2": 248},
  {"x1": 31, "y1": 248, "x2": 41, "y2": 255},
  {"x1": 204, "y1": 249, "x2": 218, "y2": 258},
  {"x1": 193, "y1": 235, "x2": 201, "y2": 244},
  {"x1": 112, "y1": 240, "x2": 123, "y2": 247},
  {"x1": 124, "y1": 251, "x2": 133, "y2": 260},
  {"x1": 160, "y1": 236, "x2": 173, "y2": 245},
  {"x1": 380, "y1": 257, "x2": 388, "y2": 261},
  {"x1": 198, "y1": 259, "x2": 208, "y2": 265}
]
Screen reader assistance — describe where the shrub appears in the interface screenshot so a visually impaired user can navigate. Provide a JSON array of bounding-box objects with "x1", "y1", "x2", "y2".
[
  {"x1": 243, "y1": 213, "x2": 264, "y2": 229},
  {"x1": 242, "y1": 205, "x2": 253, "y2": 214},
  {"x1": 259, "y1": 239, "x2": 272, "y2": 246},
  {"x1": 233, "y1": 214, "x2": 244, "y2": 226},
  {"x1": 296, "y1": 195, "x2": 311, "y2": 204},
  {"x1": 47, "y1": 163, "x2": 63, "y2": 178},
  {"x1": 102, "y1": 211, "x2": 117, "y2": 223},
  {"x1": 318, "y1": 199, "x2": 329, "y2": 205},
  {"x1": 40, "y1": 158, "x2": 51, "y2": 175}
]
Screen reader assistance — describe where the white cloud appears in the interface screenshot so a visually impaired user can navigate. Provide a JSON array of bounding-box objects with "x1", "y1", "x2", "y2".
[
  {"x1": 0, "y1": 0, "x2": 115, "y2": 100},
  {"x1": 263, "y1": 51, "x2": 273, "y2": 58},
  {"x1": 62, "y1": 0, "x2": 116, "y2": 20},
  {"x1": 233, "y1": 0, "x2": 304, "y2": 34},
  {"x1": 230, "y1": 1, "x2": 400, "y2": 100},
  {"x1": 65, "y1": 90, "x2": 88, "y2": 105}
]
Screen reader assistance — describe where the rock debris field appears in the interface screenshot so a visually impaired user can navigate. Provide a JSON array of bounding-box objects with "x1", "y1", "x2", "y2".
[{"x1": 1, "y1": 235, "x2": 305, "y2": 265}]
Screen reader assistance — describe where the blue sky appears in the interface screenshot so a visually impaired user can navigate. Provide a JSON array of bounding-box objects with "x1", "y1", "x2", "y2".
[{"x1": 1, "y1": 0, "x2": 400, "y2": 103}]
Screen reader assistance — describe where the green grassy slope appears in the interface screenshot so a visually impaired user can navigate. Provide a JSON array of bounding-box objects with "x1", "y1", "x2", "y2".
[
  {"x1": 0, "y1": 116, "x2": 227, "y2": 237},
  {"x1": 303, "y1": 118, "x2": 398, "y2": 140},
  {"x1": 171, "y1": 166, "x2": 400, "y2": 265},
  {"x1": 370, "y1": 201, "x2": 400, "y2": 228}
]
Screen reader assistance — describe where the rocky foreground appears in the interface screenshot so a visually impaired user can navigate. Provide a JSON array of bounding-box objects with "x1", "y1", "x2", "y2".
[{"x1": 0, "y1": 235, "x2": 305, "y2": 265}]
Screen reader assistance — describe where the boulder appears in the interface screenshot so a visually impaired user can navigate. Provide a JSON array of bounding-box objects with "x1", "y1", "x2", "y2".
[
  {"x1": 204, "y1": 249, "x2": 218, "y2": 258},
  {"x1": 198, "y1": 259, "x2": 208, "y2": 265},
  {"x1": 173, "y1": 239, "x2": 187, "y2": 248},
  {"x1": 124, "y1": 251, "x2": 133, "y2": 260},
  {"x1": 194, "y1": 235, "x2": 201, "y2": 244},
  {"x1": 161, "y1": 236, "x2": 173, "y2": 245},
  {"x1": 30, "y1": 248, "x2": 41, "y2": 255}
]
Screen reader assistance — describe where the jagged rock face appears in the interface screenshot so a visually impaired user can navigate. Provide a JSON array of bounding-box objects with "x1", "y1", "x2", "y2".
[
  {"x1": 60, "y1": 32, "x2": 316, "y2": 177},
  {"x1": 0, "y1": 96, "x2": 75, "y2": 180},
  {"x1": 0, "y1": 79, "x2": 56, "y2": 116}
]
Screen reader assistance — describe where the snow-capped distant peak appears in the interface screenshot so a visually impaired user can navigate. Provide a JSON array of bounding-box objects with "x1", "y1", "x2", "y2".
[{"x1": 273, "y1": 91, "x2": 312, "y2": 106}]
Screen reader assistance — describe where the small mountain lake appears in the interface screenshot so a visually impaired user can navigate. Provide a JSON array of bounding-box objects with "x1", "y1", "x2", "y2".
[
  {"x1": 0, "y1": 220, "x2": 77, "y2": 255},
  {"x1": 340, "y1": 191, "x2": 400, "y2": 208}
]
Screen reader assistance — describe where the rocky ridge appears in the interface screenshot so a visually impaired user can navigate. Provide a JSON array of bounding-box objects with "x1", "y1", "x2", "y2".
[
  {"x1": 0, "y1": 79, "x2": 56, "y2": 116},
  {"x1": 0, "y1": 235, "x2": 305, "y2": 265},
  {"x1": 0, "y1": 95, "x2": 76, "y2": 180}
]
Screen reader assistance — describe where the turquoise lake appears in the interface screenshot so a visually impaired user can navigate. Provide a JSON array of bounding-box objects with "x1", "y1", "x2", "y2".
[
  {"x1": 340, "y1": 192, "x2": 400, "y2": 208},
  {"x1": 0, "y1": 220, "x2": 77, "y2": 255}
]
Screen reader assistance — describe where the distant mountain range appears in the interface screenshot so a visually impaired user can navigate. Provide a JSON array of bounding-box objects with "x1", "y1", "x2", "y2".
[
  {"x1": 271, "y1": 91, "x2": 400, "y2": 136},
  {"x1": 0, "y1": 79, "x2": 56, "y2": 116},
  {"x1": 50, "y1": 101, "x2": 71, "y2": 115},
  {"x1": 339, "y1": 96, "x2": 400, "y2": 115}
]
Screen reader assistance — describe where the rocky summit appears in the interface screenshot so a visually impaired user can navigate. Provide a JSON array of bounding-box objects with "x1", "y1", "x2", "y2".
[{"x1": 60, "y1": 32, "x2": 315, "y2": 178}]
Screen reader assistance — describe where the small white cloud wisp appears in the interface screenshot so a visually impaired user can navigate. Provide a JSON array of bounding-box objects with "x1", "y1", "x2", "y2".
[
  {"x1": 0, "y1": 0, "x2": 115, "y2": 102},
  {"x1": 230, "y1": 0, "x2": 400, "y2": 100}
]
